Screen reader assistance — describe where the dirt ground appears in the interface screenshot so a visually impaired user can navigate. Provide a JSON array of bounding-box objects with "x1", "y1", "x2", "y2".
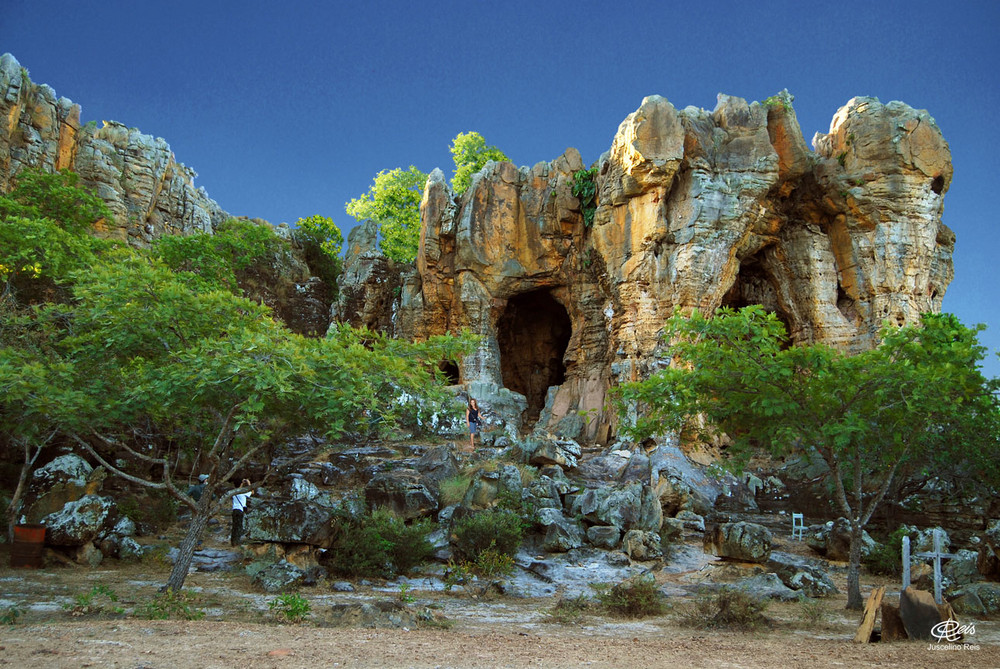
[{"x1": 1, "y1": 537, "x2": 998, "y2": 669}]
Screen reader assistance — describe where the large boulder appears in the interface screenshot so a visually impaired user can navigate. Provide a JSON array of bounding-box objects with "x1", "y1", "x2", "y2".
[
  {"x1": 41, "y1": 494, "x2": 115, "y2": 546},
  {"x1": 766, "y1": 551, "x2": 838, "y2": 598},
  {"x1": 704, "y1": 521, "x2": 772, "y2": 563},
  {"x1": 364, "y1": 468, "x2": 438, "y2": 520},
  {"x1": 536, "y1": 508, "x2": 585, "y2": 553},
  {"x1": 948, "y1": 582, "x2": 1000, "y2": 616},
  {"x1": 734, "y1": 573, "x2": 800, "y2": 601},
  {"x1": 621, "y1": 529, "x2": 662, "y2": 561},
  {"x1": 807, "y1": 517, "x2": 879, "y2": 561},
  {"x1": 569, "y1": 483, "x2": 662, "y2": 533},
  {"x1": 20, "y1": 454, "x2": 102, "y2": 523},
  {"x1": 243, "y1": 499, "x2": 338, "y2": 546}
]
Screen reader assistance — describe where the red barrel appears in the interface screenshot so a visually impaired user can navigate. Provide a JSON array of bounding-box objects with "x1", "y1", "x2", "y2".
[{"x1": 10, "y1": 524, "x2": 46, "y2": 568}]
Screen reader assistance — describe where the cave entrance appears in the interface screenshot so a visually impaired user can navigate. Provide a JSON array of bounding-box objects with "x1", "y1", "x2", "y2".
[
  {"x1": 720, "y1": 255, "x2": 793, "y2": 345},
  {"x1": 497, "y1": 289, "x2": 571, "y2": 428}
]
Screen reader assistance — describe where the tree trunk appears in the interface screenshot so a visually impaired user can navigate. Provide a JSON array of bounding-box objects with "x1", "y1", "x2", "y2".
[
  {"x1": 5, "y1": 440, "x2": 41, "y2": 544},
  {"x1": 164, "y1": 488, "x2": 217, "y2": 592},
  {"x1": 846, "y1": 520, "x2": 864, "y2": 610}
]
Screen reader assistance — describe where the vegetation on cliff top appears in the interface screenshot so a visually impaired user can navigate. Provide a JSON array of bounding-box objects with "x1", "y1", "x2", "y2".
[{"x1": 346, "y1": 131, "x2": 509, "y2": 264}]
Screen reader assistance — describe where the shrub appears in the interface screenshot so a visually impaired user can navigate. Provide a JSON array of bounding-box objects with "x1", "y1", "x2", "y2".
[
  {"x1": 544, "y1": 594, "x2": 594, "y2": 624},
  {"x1": 1, "y1": 606, "x2": 22, "y2": 625},
  {"x1": 451, "y1": 508, "x2": 523, "y2": 562},
  {"x1": 269, "y1": 593, "x2": 311, "y2": 623},
  {"x1": 678, "y1": 588, "x2": 770, "y2": 631},
  {"x1": 472, "y1": 545, "x2": 516, "y2": 578},
  {"x1": 571, "y1": 167, "x2": 597, "y2": 227},
  {"x1": 592, "y1": 575, "x2": 667, "y2": 618},
  {"x1": 64, "y1": 585, "x2": 122, "y2": 616},
  {"x1": 135, "y1": 590, "x2": 205, "y2": 620},
  {"x1": 864, "y1": 526, "x2": 912, "y2": 576},
  {"x1": 797, "y1": 597, "x2": 829, "y2": 626},
  {"x1": 438, "y1": 474, "x2": 472, "y2": 507},
  {"x1": 324, "y1": 508, "x2": 434, "y2": 579}
]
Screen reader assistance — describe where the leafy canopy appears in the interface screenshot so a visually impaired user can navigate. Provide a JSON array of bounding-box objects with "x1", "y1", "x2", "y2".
[
  {"x1": 345, "y1": 166, "x2": 428, "y2": 263},
  {"x1": 449, "y1": 131, "x2": 510, "y2": 195},
  {"x1": 1, "y1": 169, "x2": 115, "y2": 298},
  {"x1": 293, "y1": 214, "x2": 344, "y2": 288},
  {"x1": 0, "y1": 168, "x2": 477, "y2": 590},
  {"x1": 153, "y1": 217, "x2": 282, "y2": 294}
]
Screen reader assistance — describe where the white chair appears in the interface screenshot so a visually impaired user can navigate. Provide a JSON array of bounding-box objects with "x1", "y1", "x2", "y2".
[{"x1": 791, "y1": 512, "x2": 805, "y2": 540}]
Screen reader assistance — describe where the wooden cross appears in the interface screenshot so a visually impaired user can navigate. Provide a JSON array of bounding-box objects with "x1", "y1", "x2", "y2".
[{"x1": 901, "y1": 529, "x2": 955, "y2": 605}]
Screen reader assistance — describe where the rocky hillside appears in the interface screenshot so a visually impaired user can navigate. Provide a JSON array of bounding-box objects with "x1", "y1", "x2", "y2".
[{"x1": 0, "y1": 53, "x2": 332, "y2": 335}]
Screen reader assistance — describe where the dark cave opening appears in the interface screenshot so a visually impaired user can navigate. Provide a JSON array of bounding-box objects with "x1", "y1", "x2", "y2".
[
  {"x1": 720, "y1": 256, "x2": 793, "y2": 344},
  {"x1": 497, "y1": 289, "x2": 571, "y2": 428},
  {"x1": 438, "y1": 360, "x2": 460, "y2": 385}
]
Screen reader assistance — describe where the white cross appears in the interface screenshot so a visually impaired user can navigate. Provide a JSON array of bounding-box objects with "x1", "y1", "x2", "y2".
[{"x1": 901, "y1": 529, "x2": 955, "y2": 605}]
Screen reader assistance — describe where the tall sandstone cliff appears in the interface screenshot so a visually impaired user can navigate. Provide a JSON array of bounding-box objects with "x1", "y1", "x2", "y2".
[
  {"x1": 339, "y1": 92, "x2": 954, "y2": 442},
  {"x1": 1, "y1": 53, "x2": 331, "y2": 335}
]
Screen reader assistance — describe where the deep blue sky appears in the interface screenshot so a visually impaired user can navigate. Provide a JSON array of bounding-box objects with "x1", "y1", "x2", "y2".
[{"x1": 3, "y1": 0, "x2": 998, "y2": 376}]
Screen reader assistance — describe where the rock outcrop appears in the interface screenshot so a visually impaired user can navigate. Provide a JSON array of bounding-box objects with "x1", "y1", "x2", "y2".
[
  {"x1": 1, "y1": 53, "x2": 227, "y2": 242},
  {"x1": 342, "y1": 91, "x2": 953, "y2": 441}
]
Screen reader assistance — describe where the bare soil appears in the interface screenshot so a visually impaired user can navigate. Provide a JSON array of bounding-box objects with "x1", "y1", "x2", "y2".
[{"x1": 1, "y1": 534, "x2": 997, "y2": 669}]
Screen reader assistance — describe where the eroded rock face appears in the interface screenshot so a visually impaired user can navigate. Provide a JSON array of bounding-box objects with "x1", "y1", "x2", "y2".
[
  {"x1": 353, "y1": 91, "x2": 953, "y2": 441},
  {"x1": 1, "y1": 54, "x2": 226, "y2": 242}
]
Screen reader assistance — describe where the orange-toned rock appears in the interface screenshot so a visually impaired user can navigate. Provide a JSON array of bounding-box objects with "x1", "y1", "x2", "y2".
[{"x1": 388, "y1": 92, "x2": 954, "y2": 442}]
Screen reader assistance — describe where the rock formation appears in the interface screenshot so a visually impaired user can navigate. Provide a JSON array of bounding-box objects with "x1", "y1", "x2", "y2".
[
  {"x1": 341, "y1": 91, "x2": 954, "y2": 441},
  {"x1": 1, "y1": 53, "x2": 227, "y2": 242},
  {"x1": 2, "y1": 51, "x2": 954, "y2": 442}
]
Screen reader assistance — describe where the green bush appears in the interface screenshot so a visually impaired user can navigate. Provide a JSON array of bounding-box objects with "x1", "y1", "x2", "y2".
[
  {"x1": 678, "y1": 588, "x2": 770, "y2": 631},
  {"x1": 438, "y1": 474, "x2": 472, "y2": 507},
  {"x1": 324, "y1": 508, "x2": 434, "y2": 579},
  {"x1": 571, "y1": 167, "x2": 597, "y2": 227},
  {"x1": 593, "y1": 575, "x2": 666, "y2": 618},
  {"x1": 135, "y1": 590, "x2": 205, "y2": 620},
  {"x1": 269, "y1": 593, "x2": 312, "y2": 623},
  {"x1": 864, "y1": 526, "x2": 912, "y2": 576},
  {"x1": 472, "y1": 545, "x2": 516, "y2": 578},
  {"x1": 451, "y1": 508, "x2": 523, "y2": 562},
  {"x1": 64, "y1": 585, "x2": 122, "y2": 616}
]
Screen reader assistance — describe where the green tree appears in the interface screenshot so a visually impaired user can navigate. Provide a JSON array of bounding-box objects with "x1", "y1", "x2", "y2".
[
  {"x1": 345, "y1": 166, "x2": 427, "y2": 263},
  {"x1": 153, "y1": 217, "x2": 283, "y2": 294},
  {"x1": 618, "y1": 306, "x2": 1000, "y2": 610},
  {"x1": 1, "y1": 251, "x2": 474, "y2": 591},
  {"x1": 0, "y1": 168, "x2": 114, "y2": 306},
  {"x1": 449, "y1": 131, "x2": 509, "y2": 195},
  {"x1": 1, "y1": 169, "x2": 115, "y2": 539},
  {"x1": 293, "y1": 215, "x2": 344, "y2": 287},
  {"x1": 0, "y1": 171, "x2": 475, "y2": 589}
]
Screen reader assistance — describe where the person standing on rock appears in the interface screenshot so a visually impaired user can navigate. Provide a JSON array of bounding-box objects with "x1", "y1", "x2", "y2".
[
  {"x1": 465, "y1": 398, "x2": 481, "y2": 453},
  {"x1": 230, "y1": 478, "x2": 252, "y2": 546}
]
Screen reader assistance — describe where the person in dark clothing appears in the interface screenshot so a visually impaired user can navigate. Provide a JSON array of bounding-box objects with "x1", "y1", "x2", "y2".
[{"x1": 465, "y1": 398, "x2": 481, "y2": 453}]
